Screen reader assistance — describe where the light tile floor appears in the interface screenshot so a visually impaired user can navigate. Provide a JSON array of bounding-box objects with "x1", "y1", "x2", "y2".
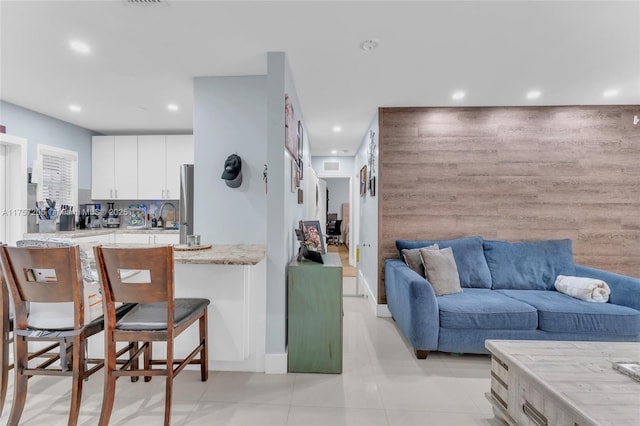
[{"x1": 1, "y1": 277, "x2": 499, "y2": 425}]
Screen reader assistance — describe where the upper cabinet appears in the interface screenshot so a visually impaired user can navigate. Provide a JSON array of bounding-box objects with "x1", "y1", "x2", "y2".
[
  {"x1": 137, "y1": 135, "x2": 167, "y2": 199},
  {"x1": 138, "y1": 135, "x2": 193, "y2": 199},
  {"x1": 92, "y1": 136, "x2": 138, "y2": 200},
  {"x1": 92, "y1": 134, "x2": 192, "y2": 200}
]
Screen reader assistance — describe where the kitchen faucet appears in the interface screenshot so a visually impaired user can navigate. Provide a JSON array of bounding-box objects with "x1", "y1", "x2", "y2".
[{"x1": 158, "y1": 202, "x2": 177, "y2": 227}]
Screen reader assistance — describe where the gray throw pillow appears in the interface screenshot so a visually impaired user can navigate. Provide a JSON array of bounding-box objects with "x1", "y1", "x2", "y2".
[
  {"x1": 419, "y1": 246, "x2": 463, "y2": 296},
  {"x1": 402, "y1": 244, "x2": 439, "y2": 277}
]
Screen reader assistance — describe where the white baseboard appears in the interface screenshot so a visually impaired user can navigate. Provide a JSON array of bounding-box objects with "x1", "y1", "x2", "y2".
[
  {"x1": 357, "y1": 270, "x2": 391, "y2": 317},
  {"x1": 376, "y1": 303, "x2": 392, "y2": 317},
  {"x1": 264, "y1": 352, "x2": 288, "y2": 374}
]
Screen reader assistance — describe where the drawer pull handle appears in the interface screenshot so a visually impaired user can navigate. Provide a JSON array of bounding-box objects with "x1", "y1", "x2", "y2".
[{"x1": 523, "y1": 400, "x2": 548, "y2": 426}]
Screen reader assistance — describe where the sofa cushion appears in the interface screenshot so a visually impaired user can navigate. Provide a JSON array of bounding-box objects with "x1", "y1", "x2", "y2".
[
  {"x1": 420, "y1": 246, "x2": 462, "y2": 296},
  {"x1": 401, "y1": 243, "x2": 438, "y2": 277},
  {"x1": 437, "y1": 288, "x2": 538, "y2": 330},
  {"x1": 396, "y1": 236, "x2": 492, "y2": 289},
  {"x1": 483, "y1": 239, "x2": 576, "y2": 290},
  {"x1": 497, "y1": 289, "x2": 640, "y2": 336}
]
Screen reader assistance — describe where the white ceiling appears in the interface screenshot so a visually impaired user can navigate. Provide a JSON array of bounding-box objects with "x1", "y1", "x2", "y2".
[{"x1": 1, "y1": 0, "x2": 638, "y2": 157}]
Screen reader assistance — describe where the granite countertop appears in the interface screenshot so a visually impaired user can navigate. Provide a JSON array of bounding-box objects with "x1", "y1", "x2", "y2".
[
  {"x1": 80, "y1": 243, "x2": 266, "y2": 266},
  {"x1": 172, "y1": 244, "x2": 266, "y2": 265}
]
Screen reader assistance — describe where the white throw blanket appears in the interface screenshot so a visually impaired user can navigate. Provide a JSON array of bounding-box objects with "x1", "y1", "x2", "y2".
[{"x1": 554, "y1": 275, "x2": 611, "y2": 303}]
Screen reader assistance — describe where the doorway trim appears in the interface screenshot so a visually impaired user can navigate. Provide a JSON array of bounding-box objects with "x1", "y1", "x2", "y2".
[
  {"x1": 317, "y1": 172, "x2": 354, "y2": 266},
  {"x1": 0, "y1": 133, "x2": 28, "y2": 245}
]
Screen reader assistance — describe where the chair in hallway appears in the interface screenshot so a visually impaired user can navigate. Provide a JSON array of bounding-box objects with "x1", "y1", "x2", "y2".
[
  {"x1": 327, "y1": 219, "x2": 343, "y2": 246},
  {"x1": 0, "y1": 244, "x2": 107, "y2": 425},
  {"x1": 94, "y1": 245, "x2": 210, "y2": 426}
]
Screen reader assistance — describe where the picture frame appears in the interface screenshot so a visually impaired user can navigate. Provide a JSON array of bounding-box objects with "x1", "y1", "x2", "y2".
[
  {"x1": 302, "y1": 220, "x2": 326, "y2": 254},
  {"x1": 291, "y1": 158, "x2": 300, "y2": 193},
  {"x1": 297, "y1": 188, "x2": 303, "y2": 204},
  {"x1": 370, "y1": 175, "x2": 376, "y2": 197},
  {"x1": 285, "y1": 95, "x2": 298, "y2": 160},
  {"x1": 298, "y1": 159, "x2": 304, "y2": 181},
  {"x1": 360, "y1": 165, "x2": 367, "y2": 196},
  {"x1": 297, "y1": 120, "x2": 304, "y2": 169}
]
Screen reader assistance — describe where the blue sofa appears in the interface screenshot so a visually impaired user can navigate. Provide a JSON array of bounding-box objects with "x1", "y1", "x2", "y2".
[{"x1": 384, "y1": 236, "x2": 640, "y2": 358}]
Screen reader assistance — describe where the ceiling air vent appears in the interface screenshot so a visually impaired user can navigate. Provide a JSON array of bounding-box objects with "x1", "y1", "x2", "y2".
[
  {"x1": 323, "y1": 161, "x2": 340, "y2": 172},
  {"x1": 127, "y1": 0, "x2": 163, "y2": 4}
]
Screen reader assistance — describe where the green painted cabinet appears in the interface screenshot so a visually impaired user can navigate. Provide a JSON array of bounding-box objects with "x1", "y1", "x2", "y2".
[{"x1": 287, "y1": 253, "x2": 343, "y2": 373}]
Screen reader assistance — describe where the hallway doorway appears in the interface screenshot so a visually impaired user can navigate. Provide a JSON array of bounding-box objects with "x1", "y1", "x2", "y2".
[
  {"x1": 327, "y1": 244, "x2": 355, "y2": 277},
  {"x1": 323, "y1": 176, "x2": 354, "y2": 268}
]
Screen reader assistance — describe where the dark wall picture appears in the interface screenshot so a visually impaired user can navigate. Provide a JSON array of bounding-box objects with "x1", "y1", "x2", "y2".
[{"x1": 360, "y1": 165, "x2": 367, "y2": 196}]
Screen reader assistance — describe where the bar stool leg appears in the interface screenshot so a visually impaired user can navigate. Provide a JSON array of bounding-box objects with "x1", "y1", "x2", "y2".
[
  {"x1": 8, "y1": 336, "x2": 29, "y2": 426},
  {"x1": 68, "y1": 335, "x2": 85, "y2": 426},
  {"x1": 200, "y1": 312, "x2": 208, "y2": 381},
  {"x1": 99, "y1": 338, "x2": 117, "y2": 426}
]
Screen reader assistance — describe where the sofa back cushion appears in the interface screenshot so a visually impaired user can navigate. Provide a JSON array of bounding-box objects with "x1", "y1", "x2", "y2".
[
  {"x1": 483, "y1": 239, "x2": 576, "y2": 290},
  {"x1": 401, "y1": 244, "x2": 438, "y2": 277},
  {"x1": 396, "y1": 236, "x2": 492, "y2": 289}
]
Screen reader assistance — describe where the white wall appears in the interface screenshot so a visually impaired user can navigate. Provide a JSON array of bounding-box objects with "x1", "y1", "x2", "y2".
[
  {"x1": 355, "y1": 112, "x2": 380, "y2": 307},
  {"x1": 193, "y1": 75, "x2": 268, "y2": 245},
  {"x1": 0, "y1": 101, "x2": 96, "y2": 189},
  {"x1": 303, "y1": 165, "x2": 322, "y2": 223},
  {"x1": 311, "y1": 156, "x2": 355, "y2": 178},
  {"x1": 193, "y1": 54, "x2": 310, "y2": 371},
  {"x1": 325, "y1": 177, "x2": 349, "y2": 220},
  {"x1": 265, "y1": 52, "x2": 311, "y2": 364}
]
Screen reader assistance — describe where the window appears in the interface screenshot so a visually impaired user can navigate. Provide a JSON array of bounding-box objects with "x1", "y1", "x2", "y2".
[{"x1": 36, "y1": 145, "x2": 78, "y2": 209}]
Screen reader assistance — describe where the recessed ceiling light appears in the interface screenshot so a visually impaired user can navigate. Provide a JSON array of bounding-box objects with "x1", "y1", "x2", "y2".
[
  {"x1": 69, "y1": 40, "x2": 91, "y2": 54},
  {"x1": 331, "y1": 150, "x2": 338, "y2": 154},
  {"x1": 332, "y1": 125, "x2": 342, "y2": 133},
  {"x1": 361, "y1": 39, "x2": 380, "y2": 51},
  {"x1": 603, "y1": 88, "x2": 620, "y2": 98},
  {"x1": 167, "y1": 104, "x2": 179, "y2": 111},
  {"x1": 527, "y1": 90, "x2": 542, "y2": 99},
  {"x1": 68, "y1": 104, "x2": 82, "y2": 112},
  {"x1": 452, "y1": 91, "x2": 466, "y2": 100}
]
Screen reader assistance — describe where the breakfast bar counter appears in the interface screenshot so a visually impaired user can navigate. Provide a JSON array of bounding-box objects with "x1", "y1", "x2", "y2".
[
  {"x1": 21, "y1": 233, "x2": 268, "y2": 373},
  {"x1": 172, "y1": 244, "x2": 265, "y2": 265}
]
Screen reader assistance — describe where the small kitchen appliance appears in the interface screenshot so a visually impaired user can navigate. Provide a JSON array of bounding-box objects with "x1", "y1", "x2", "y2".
[
  {"x1": 84, "y1": 203, "x2": 102, "y2": 229},
  {"x1": 104, "y1": 202, "x2": 120, "y2": 228}
]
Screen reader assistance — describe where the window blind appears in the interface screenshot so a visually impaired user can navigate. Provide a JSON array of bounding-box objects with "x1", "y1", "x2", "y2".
[{"x1": 38, "y1": 146, "x2": 78, "y2": 208}]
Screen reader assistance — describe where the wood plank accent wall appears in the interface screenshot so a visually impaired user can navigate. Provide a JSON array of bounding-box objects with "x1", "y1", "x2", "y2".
[{"x1": 378, "y1": 105, "x2": 640, "y2": 304}]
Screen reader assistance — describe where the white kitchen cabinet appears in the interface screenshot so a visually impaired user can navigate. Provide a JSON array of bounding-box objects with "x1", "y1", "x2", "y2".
[
  {"x1": 137, "y1": 135, "x2": 166, "y2": 199},
  {"x1": 153, "y1": 233, "x2": 179, "y2": 244},
  {"x1": 112, "y1": 232, "x2": 178, "y2": 245},
  {"x1": 91, "y1": 136, "x2": 138, "y2": 199},
  {"x1": 137, "y1": 135, "x2": 193, "y2": 200},
  {"x1": 64, "y1": 233, "x2": 115, "y2": 244},
  {"x1": 115, "y1": 233, "x2": 151, "y2": 244},
  {"x1": 91, "y1": 136, "x2": 114, "y2": 199}
]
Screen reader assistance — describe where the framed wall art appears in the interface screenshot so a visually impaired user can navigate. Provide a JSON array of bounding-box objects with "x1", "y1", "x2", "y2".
[
  {"x1": 360, "y1": 165, "x2": 367, "y2": 196},
  {"x1": 302, "y1": 220, "x2": 326, "y2": 254},
  {"x1": 285, "y1": 95, "x2": 298, "y2": 160},
  {"x1": 291, "y1": 158, "x2": 300, "y2": 193},
  {"x1": 297, "y1": 120, "x2": 304, "y2": 174}
]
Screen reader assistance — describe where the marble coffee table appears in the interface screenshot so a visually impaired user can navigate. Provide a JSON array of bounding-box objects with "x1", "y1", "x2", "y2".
[{"x1": 485, "y1": 340, "x2": 640, "y2": 426}]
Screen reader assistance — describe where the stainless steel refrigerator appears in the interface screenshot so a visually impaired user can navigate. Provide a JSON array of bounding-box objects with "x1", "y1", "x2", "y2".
[{"x1": 179, "y1": 164, "x2": 194, "y2": 244}]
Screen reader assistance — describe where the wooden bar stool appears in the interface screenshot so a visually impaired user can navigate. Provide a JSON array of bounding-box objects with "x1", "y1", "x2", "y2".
[
  {"x1": 0, "y1": 244, "x2": 108, "y2": 426},
  {"x1": 94, "y1": 245, "x2": 209, "y2": 426},
  {"x1": 1, "y1": 258, "x2": 60, "y2": 418},
  {"x1": 1, "y1": 269, "x2": 10, "y2": 417}
]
